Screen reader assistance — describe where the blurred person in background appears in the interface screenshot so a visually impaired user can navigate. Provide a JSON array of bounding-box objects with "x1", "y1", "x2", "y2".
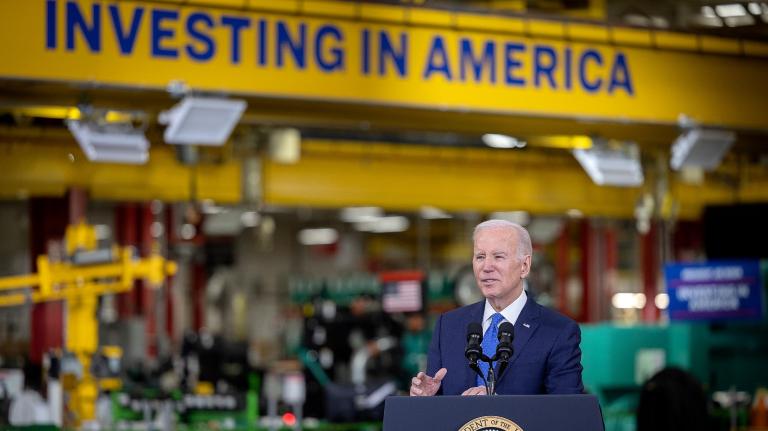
[
  {"x1": 410, "y1": 220, "x2": 583, "y2": 396},
  {"x1": 637, "y1": 367, "x2": 712, "y2": 431}
]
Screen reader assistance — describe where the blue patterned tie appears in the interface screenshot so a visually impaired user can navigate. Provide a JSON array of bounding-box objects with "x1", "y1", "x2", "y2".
[{"x1": 477, "y1": 313, "x2": 505, "y2": 387}]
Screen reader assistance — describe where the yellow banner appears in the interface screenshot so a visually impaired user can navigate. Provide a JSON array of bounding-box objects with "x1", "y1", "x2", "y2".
[{"x1": 1, "y1": 0, "x2": 767, "y2": 129}]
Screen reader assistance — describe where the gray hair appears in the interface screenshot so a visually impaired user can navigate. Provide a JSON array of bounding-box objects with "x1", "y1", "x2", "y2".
[{"x1": 473, "y1": 219, "x2": 532, "y2": 259}]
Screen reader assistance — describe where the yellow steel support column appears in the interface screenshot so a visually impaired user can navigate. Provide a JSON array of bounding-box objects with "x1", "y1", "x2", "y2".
[{"x1": 65, "y1": 291, "x2": 99, "y2": 426}]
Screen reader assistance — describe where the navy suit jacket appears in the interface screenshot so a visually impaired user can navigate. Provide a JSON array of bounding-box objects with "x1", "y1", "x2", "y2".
[{"x1": 426, "y1": 298, "x2": 584, "y2": 395}]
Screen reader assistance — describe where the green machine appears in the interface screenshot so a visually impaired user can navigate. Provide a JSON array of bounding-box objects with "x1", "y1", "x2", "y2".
[
  {"x1": 581, "y1": 321, "x2": 768, "y2": 431},
  {"x1": 582, "y1": 260, "x2": 768, "y2": 430}
]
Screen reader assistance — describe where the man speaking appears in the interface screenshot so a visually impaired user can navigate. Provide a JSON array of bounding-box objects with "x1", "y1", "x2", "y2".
[{"x1": 410, "y1": 220, "x2": 584, "y2": 396}]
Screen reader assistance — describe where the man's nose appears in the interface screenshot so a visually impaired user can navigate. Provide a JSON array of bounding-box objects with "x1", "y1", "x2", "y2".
[{"x1": 482, "y1": 261, "x2": 495, "y2": 272}]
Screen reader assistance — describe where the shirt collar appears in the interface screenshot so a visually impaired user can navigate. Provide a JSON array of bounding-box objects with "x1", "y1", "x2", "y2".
[{"x1": 482, "y1": 289, "x2": 527, "y2": 330}]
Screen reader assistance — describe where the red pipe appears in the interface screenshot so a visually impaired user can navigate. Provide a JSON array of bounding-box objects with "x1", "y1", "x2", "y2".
[
  {"x1": 115, "y1": 203, "x2": 138, "y2": 317},
  {"x1": 555, "y1": 221, "x2": 570, "y2": 317},
  {"x1": 641, "y1": 222, "x2": 660, "y2": 322},
  {"x1": 579, "y1": 219, "x2": 591, "y2": 322}
]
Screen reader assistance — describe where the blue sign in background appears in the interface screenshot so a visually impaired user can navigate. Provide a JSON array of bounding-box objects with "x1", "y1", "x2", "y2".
[{"x1": 664, "y1": 260, "x2": 765, "y2": 321}]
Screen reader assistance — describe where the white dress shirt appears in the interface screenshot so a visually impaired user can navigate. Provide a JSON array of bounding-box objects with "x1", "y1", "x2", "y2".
[{"x1": 481, "y1": 289, "x2": 528, "y2": 333}]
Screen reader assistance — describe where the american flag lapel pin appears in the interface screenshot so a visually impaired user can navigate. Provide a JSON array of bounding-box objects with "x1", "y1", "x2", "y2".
[{"x1": 522, "y1": 323, "x2": 530, "y2": 328}]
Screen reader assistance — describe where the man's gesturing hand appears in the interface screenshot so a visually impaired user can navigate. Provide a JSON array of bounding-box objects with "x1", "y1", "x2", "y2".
[
  {"x1": 409, "y1": 368, "x2": 447, "y2": 396},
  {"x1": 461, "y1": 386, "x2": 487, "y2": 396}
]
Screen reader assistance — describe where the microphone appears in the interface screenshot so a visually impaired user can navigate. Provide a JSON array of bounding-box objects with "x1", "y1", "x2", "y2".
[
  {"x1": 495, "y1": 322, "x2": 515, "y2": 381},
  {"x1": 495, "y1": 322, "x2": 514, "y2": 362},
  {"x1": 465, "y1": 322, "x2": 488, "y2": 391},
  {"x1": 464, "y1": 322, "x2": 483, "y2": 365}
]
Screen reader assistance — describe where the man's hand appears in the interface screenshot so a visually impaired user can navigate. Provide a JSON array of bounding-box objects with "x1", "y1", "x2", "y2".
[
  {"x1": 409, "y1": 368, "x2": 447, "y2": 396},
  {"x1": 461, "y1": 386, "x2": 488, "y2": 396}
]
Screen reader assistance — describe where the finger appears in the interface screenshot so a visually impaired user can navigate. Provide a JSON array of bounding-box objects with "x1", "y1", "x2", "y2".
[
  {"x1": 461, "y1": 388, "x2": 479, "y2": 396},
  {"x1": 416, "y1": 372, "x2": 426, "y2": 380},
  {"x1": 462, "y1": 386, "x2": 485, "y2": 396},
  {"x1": 433, "y1": 368, "x2": 448, "y2": 382},
  {"x1": 410, "y1": 386, "x2": 423, "y2": 396},
  {"x1": 411, "y1": 376, "x2": 421, "y2": 386}
]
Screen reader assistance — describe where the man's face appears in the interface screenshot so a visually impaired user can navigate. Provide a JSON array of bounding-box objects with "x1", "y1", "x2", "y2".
[{"x1": 472, "y1": 227, "x2": 531, "y2": 307}]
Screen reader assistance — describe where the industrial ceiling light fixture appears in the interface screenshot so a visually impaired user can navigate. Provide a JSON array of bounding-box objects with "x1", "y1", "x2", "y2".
[
  {"x1": 573, "y1": 138, "x2": 644, "y2": 187},
  {"x1": 715, "y1": 3, "x2": 747, "y2": 17},
  {"x1": 355, "y1": 215, "x2": 410, "y2": 233},
  {"x1": 268, "y1": 128, "x2": 301, "y2": 164},
  {"x1": 490, "y1": 211, "x2": 530, "y2": 226},
  {"x1": 340, "y1": 206, "x2": 383, "y2": 223},
  {"x1": 670, "y1": 128, "x2": 736, "y2": 172},
  {"x1": 66, "y1": 107, "x2": 149, "y2": 164},
  {"x1": 419, "y1": 206, "x2": 452, "y2": 220},
  {"x1": 159, "y1": 96, "x2": 247, "y2": 146},
  {"x1": 482, "y1": 133, "x2": 526, "y2": 149},
  {"x1": 298, "y1": 228, "x2": 339, "y2": 246},
  {"x1": 611, "y1": 293, "x2": 647, "y2": 309}
]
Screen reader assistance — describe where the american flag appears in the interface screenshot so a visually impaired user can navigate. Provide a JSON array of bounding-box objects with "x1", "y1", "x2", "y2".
[{"x1": 382, "y1": 280, "x2": 422, "y2": 313}]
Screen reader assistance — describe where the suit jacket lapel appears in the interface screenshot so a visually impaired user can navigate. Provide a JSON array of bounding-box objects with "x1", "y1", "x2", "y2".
[
  {"x1": 462, "y1": 301, "x2": 486, "y2": 390},
  {"x1": 496, "y1": 297, "x2": 541, "y2": 385}
]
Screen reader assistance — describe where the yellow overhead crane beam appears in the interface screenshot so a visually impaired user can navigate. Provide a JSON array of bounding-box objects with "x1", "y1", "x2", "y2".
[
  {"x1": 263, "y1": 139, "x2": 768, "y2": 220},
  {"x1": 0, "y1": 137, "x2": 241, "y2": 203},
  {"x1": 1, "y1": 137, "x2": 767, "y2": 218},
  {"x1": 0, "y1": 223, "x2": 177, "y2": 427}
]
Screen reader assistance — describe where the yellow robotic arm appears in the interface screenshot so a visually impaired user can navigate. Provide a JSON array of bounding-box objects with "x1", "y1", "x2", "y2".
[{"x1": 0, "y1": 222, "x2": 177, "y2": 427}]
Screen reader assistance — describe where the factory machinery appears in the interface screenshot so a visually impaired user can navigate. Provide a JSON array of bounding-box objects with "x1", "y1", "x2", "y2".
[{"x1": 0, "y1": 222, "x2": 176, "y2": 428}]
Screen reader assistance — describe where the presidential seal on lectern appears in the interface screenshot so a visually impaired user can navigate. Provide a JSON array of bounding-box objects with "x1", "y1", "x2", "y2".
[{"x1": 459, "y1": 415, "x2": 523, "y2": 431}]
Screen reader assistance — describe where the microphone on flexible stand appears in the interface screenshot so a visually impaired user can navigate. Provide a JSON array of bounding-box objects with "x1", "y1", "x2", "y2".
[
  {"x1": 494, "y1": 322, "x2": 515, "y2": 382},
  {"x1": 464, "y1": 323, "x2": 487, "y2": 388}
]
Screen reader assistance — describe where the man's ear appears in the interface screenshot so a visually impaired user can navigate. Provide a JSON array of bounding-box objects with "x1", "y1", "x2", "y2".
[{"x1": 520, "y1": 255, "x2": 532, "y2": 279}]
